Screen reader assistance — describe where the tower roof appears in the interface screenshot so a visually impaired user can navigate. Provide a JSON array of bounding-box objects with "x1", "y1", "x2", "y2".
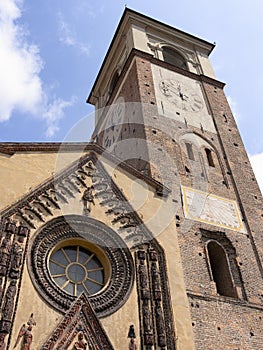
[{"x1": 87, "y1": 7, "x2": 215, "y2": 105}]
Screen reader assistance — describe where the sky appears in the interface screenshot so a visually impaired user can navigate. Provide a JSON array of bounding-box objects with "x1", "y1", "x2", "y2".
[{"x1": 0, "y1": 0, "x2": 262, "y2": 192}]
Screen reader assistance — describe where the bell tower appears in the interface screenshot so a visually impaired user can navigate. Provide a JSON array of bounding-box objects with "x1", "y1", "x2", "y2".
[{"x1": 88, "y1": 8, "x2": 263, "y2": 349}]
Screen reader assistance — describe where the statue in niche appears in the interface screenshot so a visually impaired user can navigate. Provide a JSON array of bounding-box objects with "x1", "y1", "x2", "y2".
[
  {"x1": 155, "y1": 304, "x2": 165, "y2": 334},
  {"x1": 142, "y1": 302, "x2": 152, "y2": 333},
  {"x1": 148, "y1": 249, "x2": 157, "y2": 261},
  {"x1": 0, "y1": 235, "x2": 12, "y2": 276},
  {"x1": 9, "y1": 241, "x2": 23, "y2": 279},
  {"x1": 151, "y1": 262, "x2": 160, "y2": 291},
  {"x1": 2, "y1": 280, "x2": 16, "y2": 320},
  {"x1": 0, "y1": 333, "x2": 6, "y2": 350},
  {"x1": 0, "y1": 278, "x2": 3, "y2": 303},
  {"x1": 72, "y1": 332, "x2": 87, "y2": 350},
  {"x1": 18, "y1": 226, "x2": 28, "y2": 238},
  {"x1": 82, "y1": 186, "x2": 95, "y2": 216},
  {"x1": 14, "y1": 324, "x2": 34, "y2": 349},
  {"x1": 138, "y1": 262, "x2": 147, "y2": 289}
]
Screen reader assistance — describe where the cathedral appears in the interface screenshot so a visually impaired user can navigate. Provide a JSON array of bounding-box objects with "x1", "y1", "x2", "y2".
[{"x1": 0, "y1": 8, "x2": 263, "y2": 350}]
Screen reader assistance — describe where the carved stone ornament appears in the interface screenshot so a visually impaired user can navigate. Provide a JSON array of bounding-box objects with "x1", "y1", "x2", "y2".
[
  {"x1": 136, "y1": 246, "x2": 176, "y2": 350},
  {"x1": 28, "y1": 215, "x2": 134, "y2": 317},
  {"x1": 41, "y1": 294, "x2": 114, "y2": 350},
  {"x1": 81, "y1": 186, "x2": 95, "y2": 216},
  {"x1": 14, "y1": 324, "x2": 33, "y2": 350},
  {"x1": 72, "y1": 332, "x2": 87, "y2": 350}
]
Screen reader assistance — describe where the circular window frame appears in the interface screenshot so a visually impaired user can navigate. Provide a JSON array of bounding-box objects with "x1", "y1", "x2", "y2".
[
  {"x1": 28, "y1": 215, "x2": 134, "y2": 317},
  {"x1": 48, "y1": 238, "x2": 111, "y2": 297}
]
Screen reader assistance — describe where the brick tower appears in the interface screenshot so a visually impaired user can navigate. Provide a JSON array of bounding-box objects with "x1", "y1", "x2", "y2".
[{"x1": 88, "y1": 8, "x2": 263, "y2": 350}]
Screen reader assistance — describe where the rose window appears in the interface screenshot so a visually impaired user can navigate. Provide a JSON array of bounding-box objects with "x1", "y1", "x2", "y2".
[{"x1": 49, "y1": 245, "x2": 105, "y2": 297}]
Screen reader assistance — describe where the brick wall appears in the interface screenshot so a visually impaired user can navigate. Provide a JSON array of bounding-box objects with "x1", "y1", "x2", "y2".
[{"x1": 97, "y1": 48, "x2": 263, "y2": 349}]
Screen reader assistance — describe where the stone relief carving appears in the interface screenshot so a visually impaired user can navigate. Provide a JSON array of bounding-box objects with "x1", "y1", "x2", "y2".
[
  {"x1": 42, "y1": 294, "x2": 114, "y2": 350},
  {"x1": 0, "y1": 234, "x2": 12, "y2": 277},
  {"x1": 0, "y1": 333, "x2": 6, "y2": 350},
  {"x1": 2, "y1": 281, "x2": 17, "y2": 320},
  {"x1": 136, "y1": 246, "x2": 175, "y2": 349},
  {"x1": 2, "y1": 155, "x2": 151, "y2": 249},
  {"x1": 9, "y1": 241, "x2": 23, "y2": 279},
  {"x1": 72, "y1": 332, "x2": 87, "y2": 350},
  {"x1": 0, "y1": 223, "x2": 29, "y2": 348},
  {"x1": 82, "y1": 186, "x2": 95, "y2": 216},
  {"x1": 14, "y1": 324, "x2": 33, "y2": 350}
]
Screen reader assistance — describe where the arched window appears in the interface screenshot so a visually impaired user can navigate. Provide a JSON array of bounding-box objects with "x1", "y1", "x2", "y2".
[
  {"x1": 207, "y1": 241, "x2": 237, "y2": 298},
  {"x1": 185, "y1": 142, "x2": 195, "y2": 160},
  {"x1": 162, "y1": 47, "x2": 188, "y2": 70},
  {"x1": 205, "y1": 148, "x2": 215, "y2": 167}
]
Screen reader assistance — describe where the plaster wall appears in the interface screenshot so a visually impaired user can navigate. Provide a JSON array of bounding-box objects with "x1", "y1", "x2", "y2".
[
  {"x1": 7, "y1": 152, "x2": 195, "y2": 349},
  {"x1": 0, "y1": 151, "x2": 81, "y2": 211}
]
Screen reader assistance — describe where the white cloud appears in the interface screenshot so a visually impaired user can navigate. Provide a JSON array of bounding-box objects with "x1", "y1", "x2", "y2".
[
  {"x1": 44, "y1": 97, "x2": 76, "y2": 137},
  {"x1": 250, "y1": 153, "x2": 263, "y2": 194},
  {"x1": 227, "y1": 95, "x2": 240, "y2": 121},
  {"x1": 58, "y1": 12, "x2": 90, "y2": 56},
  {"x1": 0, "y1": 0, "x2": 43, "y2": 121},
  {"x1": 0, "y1": 0, "x2": 75, "y2": 136}
]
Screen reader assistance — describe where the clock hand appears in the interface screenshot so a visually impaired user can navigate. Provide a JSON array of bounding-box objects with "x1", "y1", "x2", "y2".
[
  {"x1": 160, "y1": 81, "x2": 169, "y2": 95},
  {"x1": 180, "y1": 93, "x2": 189, "y2": 101},
  {"x1": 161, "y1": 81, "x2": 182, "y2": 96},
  {"x1": 176, "y1": 83, "x2": 189, "y2": 100}
]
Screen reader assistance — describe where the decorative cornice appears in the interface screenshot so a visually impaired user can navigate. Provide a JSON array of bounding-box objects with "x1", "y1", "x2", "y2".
[
  {"x1": 0, "y1": 142, "x2": 88, "y2": 155},
  {"x1": 129, "y1": 48, "x2": 225, "y2": 89},
  {"x1": 187, "y1": 291, "x2": 263, "y2": 311}
]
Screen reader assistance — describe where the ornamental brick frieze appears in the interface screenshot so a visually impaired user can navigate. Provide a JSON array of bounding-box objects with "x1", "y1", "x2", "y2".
[
  {"x1": 41, "y1": 294, "x2": 114, "y2": 350},
  {"x1": 136, "y1": 244, "x2": 176, "y2": 350},
  {"x1": 1, "y1": 153, "x2": 151, "y2": 249},
  {"x1": 1, "y1": 157, "x2": 96, "y2": 230},
  {"x1": 0, "y1": 223, "x2": 29, "y2": 349}
]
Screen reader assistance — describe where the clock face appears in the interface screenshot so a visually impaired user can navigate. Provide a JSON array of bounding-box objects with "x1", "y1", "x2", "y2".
[
  {"x1": 102, "y1": 96, "x2": 125, "y2": 148},
  {"x1": 159, "y1": 79, "x2": 203, "y2": 112}
]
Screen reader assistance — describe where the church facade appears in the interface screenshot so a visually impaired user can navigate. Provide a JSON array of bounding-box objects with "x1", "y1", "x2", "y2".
[{"x1": 0, "y1": 8, "x2": 263, "y2": 350}]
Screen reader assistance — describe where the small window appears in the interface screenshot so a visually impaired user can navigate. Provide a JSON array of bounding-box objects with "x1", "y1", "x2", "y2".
[
  {"x1": 205, "y1": 148, "x2": 215, "y2": 167},
  {"x1": 162, "y1": 47, "x2": 188, "y2": 70},
  {"x1": 186, "y1": 143, "x2": 195, "y2": 160},
  {"x1": 207, "y1": 241, "x2": 237, "y2": 298}
]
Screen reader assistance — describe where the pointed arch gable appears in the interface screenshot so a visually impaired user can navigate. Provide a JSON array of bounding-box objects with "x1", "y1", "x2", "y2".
[{"x1": 41, "y1": 294, "x2": 115, "y2": 350}]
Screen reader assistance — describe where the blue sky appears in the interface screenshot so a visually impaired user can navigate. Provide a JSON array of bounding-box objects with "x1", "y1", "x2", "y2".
[{"x1": 0, "y1": 0, "x2": 262, "y2": 192}]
